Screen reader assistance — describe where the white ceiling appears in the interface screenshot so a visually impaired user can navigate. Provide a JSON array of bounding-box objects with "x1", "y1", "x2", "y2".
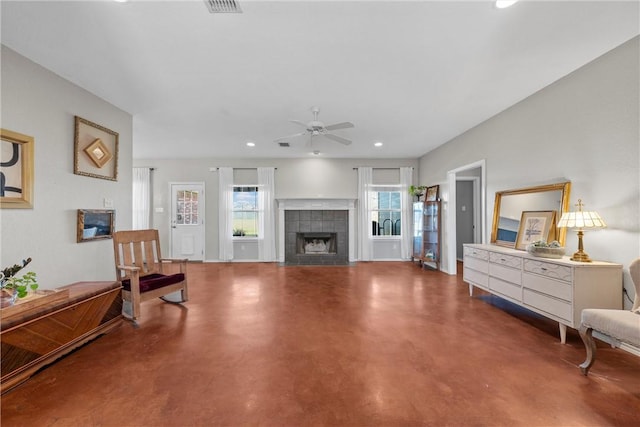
[{"x1": 1, "y1": 1, "x2": 638, "y2": 159}]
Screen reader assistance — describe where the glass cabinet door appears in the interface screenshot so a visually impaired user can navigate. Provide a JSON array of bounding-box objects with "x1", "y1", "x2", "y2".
[
  {"x1": 422, "y1": 201, "x2": 439, "y2": 262},
  {"x1": 412, "y1": 202, "x2": 423, "y2": 259}
]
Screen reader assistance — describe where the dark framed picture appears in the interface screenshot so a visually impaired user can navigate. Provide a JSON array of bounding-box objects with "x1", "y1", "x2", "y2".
[
  {"x1": 77, "y1": 209, "x2": 115, "y2": 243},
  {"x1": 425, "y1": 185, "x2": 439, "y2": 202},
  {"x1": 515, "y1": 210, "x2": 557, "y2": 250},
  {"x1": 74, "y1": 116, "x2": 119, "y2": 181},
  {"x1": 1, "y1": 128, "x2": 34, "y2": 209}
]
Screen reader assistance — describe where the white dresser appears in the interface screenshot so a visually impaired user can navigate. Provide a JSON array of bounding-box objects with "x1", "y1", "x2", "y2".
[{"x1": 463, "y1": 244, "x2": 622, "y2": 343}]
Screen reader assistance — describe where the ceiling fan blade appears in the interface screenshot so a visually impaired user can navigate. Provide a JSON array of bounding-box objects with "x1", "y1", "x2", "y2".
[
  {"x1": 325, "y1": 122, "x2": 354, "y2": 131},
  {"x1": 290, "y1": 120, "x2": 309, "y2": 128},
  {"x1": 323, "y1": 133, "x2": 352, "y2": 145},
  {"x1": 274, "y1": 132, "x2": 307, "y2": 142}
]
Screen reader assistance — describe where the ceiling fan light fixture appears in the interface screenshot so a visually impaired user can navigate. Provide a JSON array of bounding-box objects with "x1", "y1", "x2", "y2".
[{"x1": 204, "y1": 0, "x2": 242, "y2": 13}]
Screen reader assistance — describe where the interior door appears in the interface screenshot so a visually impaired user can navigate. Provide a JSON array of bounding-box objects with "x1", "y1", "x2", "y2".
[{"x1": 170, "y1": 182, "x2": 205, "y2": 261}]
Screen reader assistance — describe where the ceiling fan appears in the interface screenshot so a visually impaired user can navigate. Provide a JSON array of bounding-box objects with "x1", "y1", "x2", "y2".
[{"x1": 274, "y1": 107, "x2": 354, "y2": 145}]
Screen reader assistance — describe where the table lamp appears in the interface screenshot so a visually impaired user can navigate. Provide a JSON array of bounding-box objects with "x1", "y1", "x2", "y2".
[{"x1": 557, "y1": 199, "x2": 606, "y2": 262}]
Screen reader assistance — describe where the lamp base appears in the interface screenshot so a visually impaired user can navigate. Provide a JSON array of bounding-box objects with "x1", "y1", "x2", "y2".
[{"x1": 570, "y1": 250, "x2": 592, "y2": 263}]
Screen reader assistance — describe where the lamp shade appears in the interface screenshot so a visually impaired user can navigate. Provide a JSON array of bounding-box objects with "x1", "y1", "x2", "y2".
[{"x1": 557, "y1": 211, "x2": 606, "y2": 229}]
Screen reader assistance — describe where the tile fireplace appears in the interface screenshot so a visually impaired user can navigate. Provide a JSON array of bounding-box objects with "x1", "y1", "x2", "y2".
[{"x1": 277, "y1": 199, "x2": 356, "y2": 265}]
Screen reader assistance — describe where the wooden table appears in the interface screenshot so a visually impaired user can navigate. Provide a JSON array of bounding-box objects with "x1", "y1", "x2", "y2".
[{"x1": 1, "y1": 281, "x2": 122, "y2": 394}]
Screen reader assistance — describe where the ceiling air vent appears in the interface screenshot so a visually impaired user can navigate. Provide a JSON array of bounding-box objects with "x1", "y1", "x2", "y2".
[
  {"x1": 279, "y1": 142, "x2": 290, "y2": 147},
  {"x1": 204, "y1": 0, "x2": 242, "y2": 13}
]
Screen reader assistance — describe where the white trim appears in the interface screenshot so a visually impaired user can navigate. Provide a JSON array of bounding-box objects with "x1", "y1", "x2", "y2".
[
  {"x1": 169, "y1": 181, "x2": 206, "y2": 261},
  {"x1": 445, "y1": 160, "x2": 486, "y2": 275},
  {"x1": 277, "y1": 199, "x2": 357, "y2": 263}
]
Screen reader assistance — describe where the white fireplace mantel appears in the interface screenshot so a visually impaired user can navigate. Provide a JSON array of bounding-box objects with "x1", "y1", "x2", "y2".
[{"x1": 277, "y1": 199, "x2": 357, "y2": 263}]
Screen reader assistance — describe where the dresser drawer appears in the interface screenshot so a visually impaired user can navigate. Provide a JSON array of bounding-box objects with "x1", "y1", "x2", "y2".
[
  {"x1": 489, "y1": 252, "x2": 522, "y2": 269},
  {"x1": 489, "y1": 277, "x2": 521, "y2": 301},
  {"x1": 524, "y1": 259, "x2": 572, "y2": 283},
  {"x1": 464, "y1": 267, "x2": 488, "y2": 288},
  {"x1": 523, "y1": 289, "x2": 572, "y2": 323},
  {"x1": 464, "y1": 246, "x2": 489, "y2": 260},
  {"x1": 522, "y1": 273, "x2": 572, "y2": 301},
  {"x1": 464, "y1": 256, "x2": 488, "y2": 274},
  {"x1": 489, "y1": 263, "x2": 521, "y2": 285}
]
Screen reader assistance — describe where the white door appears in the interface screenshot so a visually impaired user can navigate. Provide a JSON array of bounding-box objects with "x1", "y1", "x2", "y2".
[{"x1": 170, "y1": 182, "x2": 205, "y2": 261}]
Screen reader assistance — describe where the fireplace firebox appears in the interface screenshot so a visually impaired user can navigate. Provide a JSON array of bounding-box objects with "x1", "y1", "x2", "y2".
[{"x1": 297, "y1": 233, "x2": 337, "y2": 255}]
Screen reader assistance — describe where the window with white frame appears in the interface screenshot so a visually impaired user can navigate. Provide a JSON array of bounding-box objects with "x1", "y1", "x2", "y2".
[
  {"x1": 369, "y1": 187, "x2": 402, "y2": 236},
  {"x1": 232, "y1": 186, "x2": 259, "y2": 237}
]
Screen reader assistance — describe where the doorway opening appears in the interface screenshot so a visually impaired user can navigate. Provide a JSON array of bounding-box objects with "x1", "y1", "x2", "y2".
[{"x1": 445, "y1": 160, "x2": 486, "y2": 275}]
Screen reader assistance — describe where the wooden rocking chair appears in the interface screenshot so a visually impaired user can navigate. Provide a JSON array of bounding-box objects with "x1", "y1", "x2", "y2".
[{"x1": 112, "y1": 229, "x2": 188, "y2": 320}]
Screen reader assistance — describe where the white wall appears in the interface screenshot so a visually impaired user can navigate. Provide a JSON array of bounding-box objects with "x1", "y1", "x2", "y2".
[
  {"x1": 133, "y1": 157, "x2": 418, "y2": 261},
  {"x1": 419, "y1": 37, "x2": 639, "y2": 307},
  {"x1": 1, "y1": 46, "x2": 133, "y2": 289}
]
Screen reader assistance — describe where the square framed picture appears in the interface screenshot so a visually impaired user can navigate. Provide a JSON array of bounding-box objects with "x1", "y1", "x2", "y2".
[
  {"x1": 515, "y1": 210, "x2": 557, "y2": 250},
  {"x1": 1, "y1": 128, "x2": 34, "y2": 209},
  {"x1": 74, "y1": 116, "x2": 119, "y2": 181}
]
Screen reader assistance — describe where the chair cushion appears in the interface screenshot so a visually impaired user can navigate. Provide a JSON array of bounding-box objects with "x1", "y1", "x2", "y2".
[
  {"x1": 122, "y1": 273, "x2": 185, "y2": 293},
  {"x1": 581, "y1": 309, "x2": 640, "y2": 347}
]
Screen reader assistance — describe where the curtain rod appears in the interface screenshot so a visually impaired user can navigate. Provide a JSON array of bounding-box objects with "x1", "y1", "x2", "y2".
[
  {"x1": 210, "y1": 167, "x2": 277, "y2": 171},
  {"x1": 352, "y1": 167, "x2": 414, "y2": 170}
]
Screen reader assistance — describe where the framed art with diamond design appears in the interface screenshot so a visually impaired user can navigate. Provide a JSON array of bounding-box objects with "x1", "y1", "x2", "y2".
[{"x1": 74, "y1": 116, "x2": 118, "y2": 181}]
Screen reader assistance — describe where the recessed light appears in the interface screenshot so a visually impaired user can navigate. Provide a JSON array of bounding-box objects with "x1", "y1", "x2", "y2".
[
  {"x1": 113, "y1": 0, "x2": 129, "y2": 3},
  {"x1": 246, "y1": 142, "x2": 255, "y2": 147},
  {"x1": 311, "y1": 150, "x2": 321, "y2": 156},
  {"x1": 495, "y1": 1, "x2": 518, "y2": 9},
  {"x1": 374, "y1": 142, "x2": 383, "y2": 147}
]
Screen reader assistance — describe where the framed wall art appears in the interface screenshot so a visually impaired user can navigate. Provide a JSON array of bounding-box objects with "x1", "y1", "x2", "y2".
[
  {"x1": 74, "y1": 116, "x2": 119, "y2": 181},
  {"x1": 425, "y1": 185, "x2": 439, "y2": 202},
  {"x1": 515, "y1": 210, "x2": 557, "y2": 250},
  {"x1": 77, "y1": 209, "x2": 115, "y2": 243},
  {"x1": 1, "y1": 128, "x2": 34, "y2": 209}
]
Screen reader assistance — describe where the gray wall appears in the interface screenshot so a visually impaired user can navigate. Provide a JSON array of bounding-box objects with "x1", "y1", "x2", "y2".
[
  {"x1": 133, "y1": 158, "x2": 418, "y2": 261},
  {"x1": 1, "y1": 46, "x2": 133, "y2": 289},
  {"x1": 418, "y1": 36, "x2": 639, "y2": 307}
]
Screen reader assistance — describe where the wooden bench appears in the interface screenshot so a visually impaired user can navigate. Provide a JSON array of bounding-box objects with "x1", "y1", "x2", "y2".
[{"x1": 1, "y1": 281, "x2": 122, "y2": 394}]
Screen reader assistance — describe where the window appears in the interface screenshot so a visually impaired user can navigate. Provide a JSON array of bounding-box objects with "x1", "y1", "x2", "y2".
[
  {"x1": 176, "y1": 190, "x2": 199, "y2": 225},
  {"x1": 369, "y1": 189, "x2": 402, "y2": 236},
  {"x1": 232, "y1": 186, "x2": 259, "y2": 237}
]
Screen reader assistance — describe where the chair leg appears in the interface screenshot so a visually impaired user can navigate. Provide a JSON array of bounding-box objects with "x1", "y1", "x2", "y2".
[{"x1": 579, "y1": 325, "x2": 597, "y2": 376}]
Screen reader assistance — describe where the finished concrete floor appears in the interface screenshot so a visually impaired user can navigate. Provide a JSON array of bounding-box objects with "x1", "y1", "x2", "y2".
[{"x1": 1, "y1": 262, "x2": 639, "y2": 426}]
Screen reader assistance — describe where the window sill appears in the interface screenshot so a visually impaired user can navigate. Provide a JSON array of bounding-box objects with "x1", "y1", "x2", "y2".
[{"x1": 233, "y1": 237, "x2": 259, "y2": 242}]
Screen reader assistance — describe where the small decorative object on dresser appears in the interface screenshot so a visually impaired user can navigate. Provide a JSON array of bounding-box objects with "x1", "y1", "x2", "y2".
[{"x1": 526, "y1": 240, "x2": 565, "y2": 259}]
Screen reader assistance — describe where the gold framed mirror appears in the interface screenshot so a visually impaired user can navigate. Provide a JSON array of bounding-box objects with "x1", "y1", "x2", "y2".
[{"x1": 491, "y1": 182, "x2": 571, "y2": 249}]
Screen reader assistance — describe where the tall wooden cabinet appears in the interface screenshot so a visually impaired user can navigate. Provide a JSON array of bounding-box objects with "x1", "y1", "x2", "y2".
[{"x1": 412, "y1": 200, "x2": 441, "y2": 269}]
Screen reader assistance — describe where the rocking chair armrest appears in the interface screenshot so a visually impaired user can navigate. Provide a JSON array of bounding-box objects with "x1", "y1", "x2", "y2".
[
  {"x1": 160, "y1": 258, "x2": 188, "y2": 264},
  {"x1": 116, "y1": 265, "x2": 141, "y2": 273},
  {"x1": 160, "y1": 258, "x2": 188, "y2": 274}
]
